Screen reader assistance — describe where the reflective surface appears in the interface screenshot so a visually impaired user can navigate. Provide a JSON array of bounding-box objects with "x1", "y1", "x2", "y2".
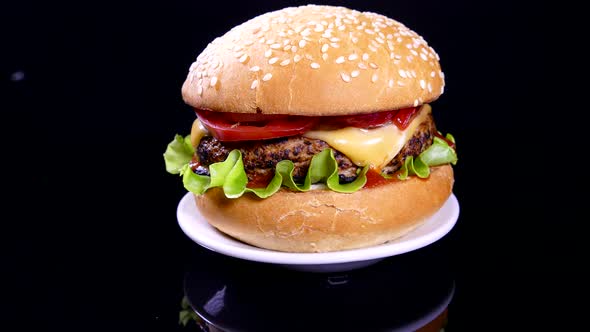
[{"x1": 183, "y1": 248, "x2": 454, "y2": 331}]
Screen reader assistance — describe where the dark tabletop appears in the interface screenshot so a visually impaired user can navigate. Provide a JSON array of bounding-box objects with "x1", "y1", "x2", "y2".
[{"x1": 4, "y1": 1, "x2": 571, "y2": 331}]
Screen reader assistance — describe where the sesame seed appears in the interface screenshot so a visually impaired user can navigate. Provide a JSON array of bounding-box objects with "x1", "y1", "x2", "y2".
[
  {"x1": 406, "y1": 56, "x2": 413, "y2": 62},
  {"x1": 234, "y1": 51, "x2": 244, "y2": 58},
  {"x1": 238, "y1": 54, "x2": 249, "y2": 63},
  {"x1": 362, "y1": 53, "x2": 369, "y2": 61},
  {"x1": 340, "y1": 72, "x2": 351, "y2": 82},
  {"x1": 322, "y1": 53, "x2": 329, "y2": 61},
  {"x1": 259, "y1": 37, "x2": 266, "y2": 44},
  {"x1": 335, "y1": 56, "x2": 345, "y2": 64},
  {"x1": 388, "y1": 79, "x2": 394, "y2": 88},
  {"x1": 387, "y1": 41, "x2": 394, "y2": 51},
  {"x1": 428, "y1": 82, "x2": 432, "y2": 93},
  {"x1": 386, "y1": 34, "x2": 393, "y2": 39},
  {"x1": 197, "y1": 85, "x2": 203, "y2": 96},
  {"x1": 420, "y1": 53, "x2": 428, "y2": 61},
  {"x1": 270, "y1": 43, "x2": 281, "y2": 49},
  {"x1": 430, "y1": 71, "x2": 436, "y2": 78},
  {"x1": 338, "y1": 25, "x2": 346, "y2": 31},
  {"x1": 411, "y1": 70, "x2": 417, "y2": 78},
  {"x1": 420, "y1": 79, "x2": 426, "y2": 89},
  {"x1": 348, "y1": 53, "x2": 358, "y2": 61},
  {"x1": 369, "y1": 62, "x2": 378, "y2": 69},
  {"x1": 283, "y1": 45, "x2": 291, "y2": 51},
  {"x1": 299, "y1": 40, "x2": 306, "y2": 48},
  {"x1": 413, "y1": 99, "x2": 419, "y2": 107},
  {"x1": 368, "y1": 45, "x2": 378, "y2": 52},
  {"x1": 330, "y1": 37, "x2": 340, "y2": 42},
  {"x1": 397, "y1": 37, "x2": 403, "y2": 42},
  {"x1": 371, "y1": 73, "x2": 378, "y2": 83},
  {"x1": 300, "y1": 28, "x2": 311, "y2": 37},
  {"x1": 351, "y1": 37, "x2": 359, "y2": 43},
  {"x1": 250, "y1": 66, "x2": 260, "y2": 72},
  {"x1": 244, "y1": 40, "x2": 254, "y2": 46},
  {"x1": 365, "y1": 29, "x2": 375, "y2": 34},
  {"x1": 210, "y1": 76, "x2": 218, "y2": 87},
  {"x1": 397, "y1": 81, "x2": 405, "y2": 86},
  {"x1": 398, "y1": 69, "x2": 407, "y2": 78},
  {"x1": 262, "y1": 73, "x2": 272, "y2": 81},
  {"x1": 264, "y1": 50, "x2": 272, "y2": 58},
  {"x1": 358, "y1": 63, "x2": 368, "y2": 69},
  {"x1": 280, "y1": 59, "x2": 290, "y2": 66},
  {"x1": 330, "y1": 43, "x2": 339, "y2": 48},
  {"x1": 291, "y1": 46, "x2": 297, "y2": 52},
  {"x1": 310, "y1": 62, "x2": 320, "y2": 69},
  {"x1": 410, "y1": 50, "x2": 418, "y2": 56},
  {"x1": 266, "y1": 39, "x2": 274, "y2": 45},
  {"x1": 305, "y1": 54, "x2": 313, "y2": 60},
  {"x1": 441, "y1": 85, "x2": 445, "y2": 94},
  {"x1": 351, "y1": 70, "x2": 360, "y2": 78},
  {"x1": 375, "y1": 37, "x2": 384, "y2": 44},
  {"x1": 321, "y1": 44, "x2": 329, "y2": 53},
  {"x1": 315, "y1": 24, "x2": 324, "y2": 32},
  {"x1": 250, "y1": 80, "x2": 259, "y2": 89},
  {"x1": 293, "y1": 54, "x2": 302, "y2": 63},
  {"x1": 268, "y1": 57, "x2": 279, "y2": 65}
]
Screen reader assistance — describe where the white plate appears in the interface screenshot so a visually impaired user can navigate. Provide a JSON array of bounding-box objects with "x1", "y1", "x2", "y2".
[{"x1": 177, "y1": 192, "x2": 459, "y2": 273}]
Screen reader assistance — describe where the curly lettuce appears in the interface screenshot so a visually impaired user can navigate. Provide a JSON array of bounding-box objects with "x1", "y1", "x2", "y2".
[
  {"x1": 180, "y1": 149, "x2": 369, "y2": 198},
  {"x1": 164, "y1": 132, "x2": 456, "y2": 198},
  {"x1": 397, "y1": 133, "x2": 458, "y2": 180}
]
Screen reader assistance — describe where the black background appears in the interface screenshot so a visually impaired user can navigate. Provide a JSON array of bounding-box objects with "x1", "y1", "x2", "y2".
[{"x1": 3, "y1": 0, "x2": 572, "y2": 330}]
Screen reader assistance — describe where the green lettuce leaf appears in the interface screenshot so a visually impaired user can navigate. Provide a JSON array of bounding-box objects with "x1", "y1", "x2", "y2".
[
  {"x1": 181, "y1": 148, "x2": 368, "y2": 199},
  {"x1": 163, "y1": 135, "x2": 194, "y2": 174},
  {"x1": 398, "y1": 133, "x2": 458, "y2": 180}
]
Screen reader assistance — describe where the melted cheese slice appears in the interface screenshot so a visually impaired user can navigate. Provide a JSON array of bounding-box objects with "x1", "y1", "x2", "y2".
[
  {"x1": 190, "y1": 118, "x2": 209, "y2": 148},
  {"x1": 303, "y1": 104, "x2": 432, "y2": 170}
]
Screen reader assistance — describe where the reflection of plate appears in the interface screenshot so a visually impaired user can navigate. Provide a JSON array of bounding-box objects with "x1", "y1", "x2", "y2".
[
  {"x1": 177, "y1": 192, "x2": 459, "y2": 272},
  {"x1": 183, "y1": 247, "x2": 456, "y2": 331}
]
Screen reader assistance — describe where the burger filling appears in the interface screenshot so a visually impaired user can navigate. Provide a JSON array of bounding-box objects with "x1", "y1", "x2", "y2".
[
  {"x1": 164, "y1": 104, "x2": 457, "y2": 198},
  {"x1": 193, "y1": 110, "x2": 436, "y2": 185}
]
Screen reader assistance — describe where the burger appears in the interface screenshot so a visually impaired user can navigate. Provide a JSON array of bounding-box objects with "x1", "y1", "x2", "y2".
[{"x1": 164, "y1": 5, "x2": 457, "y2": 253}]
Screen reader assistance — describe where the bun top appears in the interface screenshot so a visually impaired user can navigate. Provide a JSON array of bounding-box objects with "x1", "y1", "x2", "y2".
[{"x1": 182, "y1": 5, "x2": 445, "y2": 116}]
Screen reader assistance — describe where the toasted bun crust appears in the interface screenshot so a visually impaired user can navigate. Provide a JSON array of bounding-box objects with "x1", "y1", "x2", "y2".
[
  {"x1": 194, "y1": 165, "x2": 453, "y2": 253},
  {"x1": 182, "y1": 5, "x2": 445, "y2": 116}
]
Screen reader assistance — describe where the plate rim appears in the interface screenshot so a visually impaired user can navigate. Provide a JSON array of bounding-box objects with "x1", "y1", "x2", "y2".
[{"x1": 177, "y1": 192, "x2": 459, "y2": 265}]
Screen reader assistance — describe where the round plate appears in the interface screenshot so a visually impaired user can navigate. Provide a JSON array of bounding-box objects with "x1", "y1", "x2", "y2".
[{"x1": 177, "y1": 192, "x2": 459, "y2": 272}]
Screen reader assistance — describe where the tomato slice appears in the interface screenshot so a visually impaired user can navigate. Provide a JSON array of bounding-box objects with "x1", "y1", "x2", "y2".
[
  {"x1": 324, "y1": 110, "x2": 398, "y2": 128},
  {"x1": 392, "y1": 107, "x2": 419, "y2": 130},
  {"x1": 195, "y1": 109, "x2": 319, "y2": 141},
  {"x1": 323, "y1": 107, "x2": 418, "y2": 130}
]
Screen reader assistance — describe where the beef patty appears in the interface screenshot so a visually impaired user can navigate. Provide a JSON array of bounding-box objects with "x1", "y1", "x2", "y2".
[{"x1": 192, "y1": 112, "x2": 436, "y2": 183}]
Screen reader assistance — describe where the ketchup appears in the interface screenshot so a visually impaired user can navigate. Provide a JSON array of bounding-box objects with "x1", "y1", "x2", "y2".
[
  {"x1": 246, "y1": 173, "x2": 274, "y2": 189},
  {"x1": 364, "y1": 169, "x2": 395, "y2": 188},
  {"x1": 434, "y1": 132, "x2": 456, "y2": 150}
]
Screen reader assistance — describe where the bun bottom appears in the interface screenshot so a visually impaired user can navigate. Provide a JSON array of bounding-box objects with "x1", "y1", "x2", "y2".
[{"x1": 194, "y1": 165, "x2": 454, "y2": 253}]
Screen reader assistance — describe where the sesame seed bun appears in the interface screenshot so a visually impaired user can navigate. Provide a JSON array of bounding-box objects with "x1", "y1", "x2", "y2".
[
  {"x1": 195, "y1": 165, "x2": 454, "y2": 253},
  {"x1": 182, "y1": 5, "x2": 445, "y2": 116}
]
